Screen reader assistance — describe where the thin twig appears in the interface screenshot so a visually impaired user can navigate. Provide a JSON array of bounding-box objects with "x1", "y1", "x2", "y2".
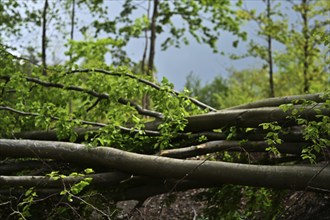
[{"x1": 68, "y1": 192, "x2": 111, "y2": 220}]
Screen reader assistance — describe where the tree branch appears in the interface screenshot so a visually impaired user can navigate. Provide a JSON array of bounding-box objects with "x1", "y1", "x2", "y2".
[
  {"x1": 226, "y1": 93, "x2": 326, "y2": 110},
  {"x1": 159, "y1": 140, "x2": 306, "y2": 158},
  {"x1": 1, "y1": 139, "x2": 329, "y2": 191},
  {"x1": 0, "y1": 106, "x2": 161, "y2": 137},
  {"x1": 0, "y1": 172, "x2": 130, "y2": 188},
  {"x1": 68, "y1": 69, "x2": 217, "y2": 112},
  {"x1": 1, "y1": 75, "x2": 164, "y2": 119},
  {"x1": 183, "y1": 104, "x2": 329, "y2": 132}
]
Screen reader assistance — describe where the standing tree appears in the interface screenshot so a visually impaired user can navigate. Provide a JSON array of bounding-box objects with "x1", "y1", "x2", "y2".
[
  {"x1": 277, "y1": 0, "x2": 330, "y2": 94},
  {"x1": 233, "y1": 0, "x2": 329, "y2": 96},
  {"x1": 234, "y1": 0, "x2": 287, "y2": 97},
  {"x1": 41, "y1": 0, "x2": 49, "y2": 75}
]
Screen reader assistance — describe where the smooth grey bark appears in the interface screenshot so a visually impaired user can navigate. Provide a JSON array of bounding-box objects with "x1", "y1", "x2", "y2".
[
  {"x1": 227, "y1": 93, "x2": 325, "y2": 110},
  {"x1": 1, "y1": 139, "x2": 329, "y2": 191},
  {"x1": 41, "y1": 0, "x2": 48, "y2": 75},
  {"x1": 13, "y1": 127, "x2": 307, "y2": 144},
  {"x1": 182, "y1": 105, "x2": 329, "y2": 132},
  {"x1": 159, "y1": 140, "x2": 306, "y2": 158},
  {"x1": 266, "y1": 0, "x2": 275, "y2": 98},
  {"x1": 0, "y1": 172, "x2": 129, "y2": 188}
]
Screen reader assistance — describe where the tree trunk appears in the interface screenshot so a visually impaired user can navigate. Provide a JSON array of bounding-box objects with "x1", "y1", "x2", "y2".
[
  {"x1": 41, "y1": 0, "x2": 48, "y2": 75},
  {"x1": 1, "y1": 139, "x2": 329, "y2": 191},
  {"x1": 266, "y1": 0, "x2": 275, "y2": 97},
  {"x1": 302, "y1": 0, "x2": 310, "y2": 93},
  {"x1": 143, "y1": 0, "x2": 159, "y2": 110}
]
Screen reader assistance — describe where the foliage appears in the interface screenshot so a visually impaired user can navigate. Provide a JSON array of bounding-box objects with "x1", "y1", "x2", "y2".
[
  {"x1": 280, "y1": 92, "x2": 330, "y2": 163},
  {"x1": 184, "y1": 68, "x2": 270, "y2": 109},
  {"x1": 259, "y1": 122, "x2": 282, "y2": 156},
  {"x1": 235, "y1": 0, "x2": 287, "y2": 97},
  {"x1": 17, "y1": 187, "x2": 38, "y2": 219},
  {"x1": 232, "y1": 0, "x2": 329, "y2": 97},
  {"x1": 201, "y1": 186, "x2": 284, "y2": 220},
  {"x1": 92, "y1": 0, "x2": 246, "y2": 52},
  {"x1": 185, "y1": 73, "x2": 228, "y2": 109},
  {"x1": 65, "y1": 37, "x2": 127, "y2": 68},
  {"x1": 221, "y1": 68, "x2": 269, "y2": 108}
]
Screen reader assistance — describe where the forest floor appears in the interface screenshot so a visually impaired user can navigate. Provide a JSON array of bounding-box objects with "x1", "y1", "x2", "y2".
[{"x1": 115, "y1": 189, "x2": 330, "y2": 220}]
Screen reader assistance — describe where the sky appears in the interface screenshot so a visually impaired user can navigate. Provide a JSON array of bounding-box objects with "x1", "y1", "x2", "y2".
[{"x1": 5, "y1": 0, "x2": 319, "y2": 90}]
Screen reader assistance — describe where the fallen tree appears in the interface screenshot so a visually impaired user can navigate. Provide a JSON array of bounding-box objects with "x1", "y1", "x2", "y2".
[
  {"x1": 1, "y1": 139, "x2": 330, "y2": 192},
  {"x1": 0, "y1": 56, "x2": 329, "y2": 218}
]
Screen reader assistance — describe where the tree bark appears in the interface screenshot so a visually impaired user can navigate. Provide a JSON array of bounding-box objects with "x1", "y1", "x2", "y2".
[
  {"x1": 147, "y1": 0, "x2": 158, "y2": 80},
  {"x1": 1, "y1": 139, "x2": 329, "y2": 191},
  {"x1": 159, "y1": 140, "x2": 306, "y2": 158},
  {"x1": 227, "y1": 93, "x2": 325, "y2": 110},
  {"x1": 302, "y1": 0, "x2": 310, "y2": 93},
  {"x1": 0, "y1": 172, "x2": 129, "y2": 188},
  {"x1": 41, "y1": 0, "x2": 48, "y2": 75},
  {"x1": 142, "y1": 0, "x2": 159, "y2": 110},
  {"x1": 266, "y1": 0, "x2": 275, "y2": 97},
  {"x1": 165, "y1": 105, "x2": 329, "y2": 132}
]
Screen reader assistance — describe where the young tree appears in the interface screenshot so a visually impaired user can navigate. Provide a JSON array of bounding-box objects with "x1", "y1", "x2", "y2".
[
  {"x1": 234, "y1": 0, "x2": 329, "y2": 97},
  {"x1": 235, "y1": 0, "x2": 288, "y2": 97},
  {"x1": 276, "y1": 0, "x2": 329, "y2": 94}
]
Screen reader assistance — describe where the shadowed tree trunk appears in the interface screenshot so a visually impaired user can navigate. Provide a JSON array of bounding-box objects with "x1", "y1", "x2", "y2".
[
  {"x1": 41, "y1": 0, "x2": 48, "y2": 75},
  {"x1": 301, "y1": 0, "x2": 310, "y2": 93},
  {"x1": 266, "y1": 0, "x2": 275, "y2": 97},
  {"x1": 142, "y1": 0, "x2": 159, "y2": 110}
]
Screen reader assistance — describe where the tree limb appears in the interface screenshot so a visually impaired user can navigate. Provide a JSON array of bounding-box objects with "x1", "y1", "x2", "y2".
[
  {"x1": 226, "y1": 93, "x2": 326, "y2": 110},
  {"x1": 0, "y1": 172, "x2": 130, "y2": 188},
  {"x1": 183, "y1": 104, "x2": 329, "y2": 132},
  {"x1": 0, "y1": 105, "x2": 160, "y2": 137},
  {"x1": 0, "y1": 75, "x2": 163, "y2": 118},
  {"x1": 68, "y1": 69, "x2": 217, "y2": 112},
  {"x1": 159, "y1": 140, "x2": 306, "y2": 158},
  {"x1": 1, "y1": 139, "x2": 329, "y2": 191}
]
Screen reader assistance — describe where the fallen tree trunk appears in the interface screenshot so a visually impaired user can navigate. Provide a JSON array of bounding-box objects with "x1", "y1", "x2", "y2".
[{"x1": 1, "y1": 139, "x2": 329, "y2": 191}]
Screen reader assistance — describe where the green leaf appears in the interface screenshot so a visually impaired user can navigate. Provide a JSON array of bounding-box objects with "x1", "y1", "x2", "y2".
[{"x1": 84, "y1": 168, "x2": 94, "y2": 174}]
